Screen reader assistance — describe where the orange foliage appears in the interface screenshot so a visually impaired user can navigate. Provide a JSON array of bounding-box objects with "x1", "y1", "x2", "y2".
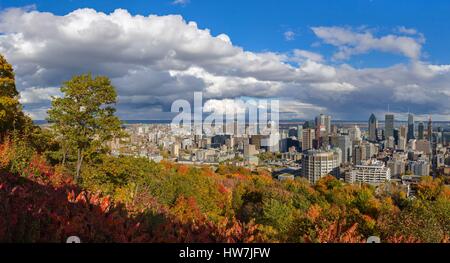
[
  {"x1": 304, "y1": 219, "x2": 364, "y2": 243},
  {"x1": 306, "y1": 204, "x2": 322, "y2": 222}
]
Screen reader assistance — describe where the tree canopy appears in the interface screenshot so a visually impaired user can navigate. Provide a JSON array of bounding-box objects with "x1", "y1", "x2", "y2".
[
  {"x1": 0, "y1": 54, "x2": 30, "y2": 138},
  {"x1": 47, "y1": 73, "x2": 122, "y2": 182}
]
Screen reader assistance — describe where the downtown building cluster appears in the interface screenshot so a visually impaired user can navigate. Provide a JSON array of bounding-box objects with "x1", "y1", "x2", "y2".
[{"x1": 108, "y1": 112, "x2": 450, "y2": 197}]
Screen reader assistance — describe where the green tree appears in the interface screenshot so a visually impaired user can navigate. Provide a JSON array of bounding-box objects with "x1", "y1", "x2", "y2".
[
  {"x1": 261, "y1": 198, "x2": 295, "y2": 237},
  {"x1": 47, "y1": 73, "x2": 122, "y2": 183},
  {"x1": 0, "y1": 54, "x2": 30, "y2": 140}
]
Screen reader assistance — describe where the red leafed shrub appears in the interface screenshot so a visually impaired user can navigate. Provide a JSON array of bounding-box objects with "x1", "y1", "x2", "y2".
[
  {"x1": 0, "y1": 168, "x2": 264, "y2": 243},
  {"x1": 22, "y1": 154, "x2": 52, "y2": 179},
  {"x1": 0, "y1": 172, "x2": 147, "y2": 242},
  {"x1": 304, "y1": 220, "x2": 364, "y2": 243}
]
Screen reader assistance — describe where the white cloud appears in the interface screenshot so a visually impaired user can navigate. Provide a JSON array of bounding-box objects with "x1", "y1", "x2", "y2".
[
  {"x1": 291, "y1": 49, "x2": 324, "y2": 63},
  {"x1": 396, "y1": 26, "x2": 418, "y2": 35},
  {"x1": 19, "y1": 87, "x2": 60, "y2": 104},
  {"x1": 311, "y1": 26, "x2": 423, "y2": 60},
  {"x1": 172, "y1": 0, "x2": 190, "y2": 6},
  {"x1": 0, "y1": 8, "x2": 449, "y2": 121},
  {"x1": 310, "y1": 82, "x2": 356, "y2": 92},
  {"x1": 428, "y1": 64, "x2": 450, "y2": 74}
]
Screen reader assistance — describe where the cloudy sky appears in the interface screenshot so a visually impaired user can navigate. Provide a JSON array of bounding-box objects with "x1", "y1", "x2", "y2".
[{"x1": 0, "y1": 0, "x2": 449, "y2": 121}]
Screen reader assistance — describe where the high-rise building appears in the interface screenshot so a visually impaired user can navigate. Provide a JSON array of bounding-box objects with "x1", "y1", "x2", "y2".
[
  {"x1": 387, "y1": 152, "x2": 407, "y2": 178},
  {"x1": 297, "y1": 125, "x2": 303, "y2": 142},
  {"x1": 416, "y1": 140, "x2": 431, "y2": 155},
  {"x1": 324, "y1": 115, "x2": 331, "y2": 135},
  {"x1": 427, "y1": 116, "x2": 433, "y2": 141},
  {"x1": 302, "y1": 128, "x2": 315, "y2": 151},
  {"x1": 377, "y1": 129, "x2": 384, "y2": 142},
  {"x1": 418, "y1": 122, "x2": 425, "y2": 140},
  {"x1": 368, "y1": 113, "x2": 378, "y2": 142},
  {"x1": 400, "y1": 125, "x2": 408, "y2": 140},
  {"x1": 387, "y1": 159, "x2": 406, "y2": 178},
  {"x1": 315, "y1": 114, "x2": 331, "y2": 134},
  {"x1": 385, "y1": 114, "x2": 394, "y2": 139},
  {"x1": 337, "y1": 135, "x2": 352, "y2": 164},
  {"x1": 398, "y1": 136, "x2": 407, "y2": 151},
  {"x1": 408, "y1": 159, "x2": 430, "y2": 176},
  {"x1": 386, "y1": 136, "x2": 395, "y2": 149},
  {"x1": 302, "y1": 149, "x2": 340, "y2": 184},
  {"x1": 353, "y1": 141, "x2": 375, "y2": 165},
  {"x1": 398, "y1": 125, "x2": 408, "y2": 150},
  {"x1": 347, "y1": 159, "x2": 391, "y2": 185},
  {"x1": 315, "y1": 114, "x2": 331, "y2": 147},
  {"x1": 394, "y1": 128, "x2": 400, "y2": 146},
  {"x1": 353, "y1": 144, "x2": 363, "y2": 165},
  {"x1": 407, "y1": 113, "x2": 415, "y2": 141}
]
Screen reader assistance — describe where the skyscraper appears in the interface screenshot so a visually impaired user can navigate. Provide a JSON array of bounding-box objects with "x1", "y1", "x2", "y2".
[
  {"x1": 368, "y1": 114, "x2": 378, "y2": 142},
  {"x1": 315, "y1": 114, "x2": 331, "y2": 148},
  {"x1": 297, "y1": 125, "x2": 303, "y2": 142},
  {"x1": 385, "y1": 114, "x2": 394, "y2": 139},
  {"x1": 315, "y1": 114, "x2": 331, "y2": 134},
  {"x1": 399, "y1": 125, "x2": 408, "y2": 139},
  {"x1": 399, "y1": 125, "x2": 408, "y2": 150},
  {"x1": 418, "y1": 122, "x2": 424, "y2": 140},
  {"x1": 427, "y1": 116, "x2": 433, "y2": 141},
  {"x1": 337, "y1": 135, "x2": 352, "y2": 164},
  {"x1": 324, "y1": 115, "x2": 331, "y2": 135},
  {"x1": 407, "y1": 113, "x2": 415, "y2": 141},
  {"x1": 302, "y1": 128, "x2": 315, "y2": 151}
]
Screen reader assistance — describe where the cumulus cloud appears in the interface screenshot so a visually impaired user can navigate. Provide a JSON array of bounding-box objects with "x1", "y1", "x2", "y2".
[
  {"x1": 291, "y1": 49, "x2": 324, "y2": 63},
  {"x1": 19, "y1": 87, "x2": 61, "y2": 104},
  {"x1": 311, "y1": 26, "x2": 424, "y2": 60},
  {"x1": 0, "y1": 8, "x2": 449, "y2": 121}
]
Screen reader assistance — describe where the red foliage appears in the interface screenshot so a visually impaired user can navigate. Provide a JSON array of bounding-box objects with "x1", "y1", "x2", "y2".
[
  {"x1": 0, "y1": 139, "x2": 12, "y2": 169},
  {"x1": 177, "y1": 165, "x2": 189, "y2": 175},
  {"x1": 0, "y1": 166, "x2": 264, "y2": 243},
  {"x1": 0, "y1": 172, "x2": 148, "y2": 242},
  {"x1": 304, "y1": 219, "x2": 364, "y2": 243},
  {"x1": 23, "y1": 154, "x2": 52, "y2": 179}
]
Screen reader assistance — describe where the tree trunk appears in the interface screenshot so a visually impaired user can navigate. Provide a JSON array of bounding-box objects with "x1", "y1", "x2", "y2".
[{"x1": 75, "y1": 148, "x2": 83, "y2": 184}]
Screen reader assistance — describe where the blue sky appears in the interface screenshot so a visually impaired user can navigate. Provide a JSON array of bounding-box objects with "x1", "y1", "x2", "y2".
[
  {"x1": 0, "y1": 0, "x2": 449, "y2": 120},
  {"x1": 2, "y1": 0, "x2": 450, "y2": 66}
]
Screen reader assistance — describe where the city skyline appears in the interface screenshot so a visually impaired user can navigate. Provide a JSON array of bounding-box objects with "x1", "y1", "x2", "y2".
[{"x1": 0, "y1": 1, "x2": 449, "y2": 121}]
